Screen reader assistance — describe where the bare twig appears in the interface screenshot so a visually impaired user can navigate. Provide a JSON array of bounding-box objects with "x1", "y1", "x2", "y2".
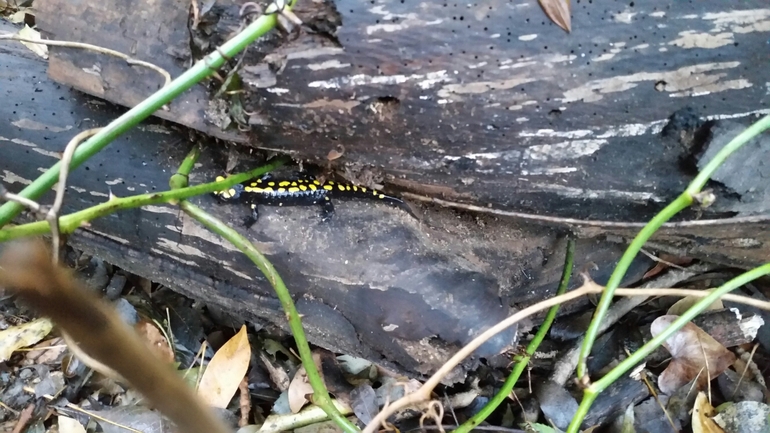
[
  {"x1": 549, "y1": 263, "x2": 713, "y2": 385},
  {"x1": 46, "y1": 128, "x2": 102, "y2": 264},
  {"x1": 190, "y1": 0, "x2": 201, "y2": 30},
  {"x1": 401, "y1": 192, "x2": 770, "y2": 230},
  {"x1": 239, "y1": 376, "x2": 252, "y2": 427},
  {"x1": 363, "y1": 269, "x2": 768, "y2": 433},
  {"x1": 28, "y1": 389, "x2": 143, "y2": 433},
  {"x1": 10, "y1": 404, "x2": 34, "y2": 433},
  {"x1": 640, "y1": 248, "x2": 687, "y2": 270},
  {"x1": 0, "y1": 184, "x2": 43, "y2": 213},
  {"x1": 0, "y1": 34, "x2": 172, "y2": 86}
]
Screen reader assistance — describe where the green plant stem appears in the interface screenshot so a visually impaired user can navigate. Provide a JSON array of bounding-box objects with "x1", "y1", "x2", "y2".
[
  {"x1": 454, "y1": 238, "x2": 575, "y2": 433},
  {"x1": 575, "y1": 198, "x2": 689, "y2": 380},
  {"x1": 0, "y1": 157, "x2": 289, "y2": 242},
  {"x1": 171, "y1": 150, "x2": 359, "y2": 433},
  {"x1": 566, "y1": 262, "x2": 770, "y2": 433},
  {"x1": 0, "y1": 1, "x2": 295, "y2": 227},
  {"x1": 576, "y1": 113, "x2": 770, "y2": 382}
]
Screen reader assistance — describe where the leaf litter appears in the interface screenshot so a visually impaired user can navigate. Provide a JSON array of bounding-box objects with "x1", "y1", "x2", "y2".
[{"x1": 2, "y1": 244, "x2": 770, "y2": 433}]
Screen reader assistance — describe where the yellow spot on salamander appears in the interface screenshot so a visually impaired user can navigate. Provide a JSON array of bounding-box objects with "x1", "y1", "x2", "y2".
[
  {"x1": 323, "y1": 185, "x2": 333, "y2": 191},
  {"x1": 372, "y1": 190, "x2": 378, "y2": 196},
  {"x1": 244, "y1": 186, "x2": 253, "y2": 192},
  {"x1": 263, "y1": 187, "x2": 273, "y2": 192},
  {"x1": 291, "y1": 182, "x2": 298, "y2": 187},
  {"x1": 299, "y1": 185, "x2": 307, "y2": 191},
  {"x1": 313, "y1": 180, "x2": 321, "y2": 185},
  {"x1": 253, "y1": 187, "x2": 264, "y2": 193},
  {"x1": 297, "y1": 179, "x2": 305, "y2": 183},
  {"x1": 352, "y1": 186, "x2": 358, "y2": 191},
  {"x1": 327, "y1": 181, "x2": 334, "y2": 184},
  {"x1": 256, "y1": 179, "x2": 262, "y2": 183},
  {"x1": 378, "y1": 194, "x2": 385, "y2": 199},
  {"x1": 288, "y1": 187, "x2": 300, "y2": 192},
  {"x1": 345, "y1": 185, "x2": 351, "y2": 191},
  {"x1": 216, "y1": 176, "x2": 225, "y2": 182},
  {"x1": 309, "y1": 184, "x2": 317, "y2": 191},
  {"x1": 250, "y1": 182, "x2": 259, "y2": 187},
  {"x1": 268, "y1": 182, "x2": 275, "y2": 187},
  {"x1": 325, "y1": 196, "x2": 330, "y2": 201},
  {"x1": 337, "y1": 184, "x2": 345, "y2": 191},
  {"x1": 361, "y1": 187, "x2": 367, "y2": 193},
  {"x1": 250, "y1": 204, "x2": 257, "y2": 209},
  {"x1": 277, "y1": 188, "x2": 286, "y2": 192},
  {"x1": 279, "y1": 181, "x2": 291, "y2": 187}
]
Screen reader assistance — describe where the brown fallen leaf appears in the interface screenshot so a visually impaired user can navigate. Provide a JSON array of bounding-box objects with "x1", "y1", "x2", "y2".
[
  {"x1": 134, "y1": 319, "x2": 175, "y2": 364},
  {"x1": 198, "y1": 325, "x2": 252, "y2": 408},
  {"x1": 643, "y1": 254, "x2": 693, "y2": 279},
  {"x1": 288, "y1": 366, "x2": 313, "y2": 414},
  {"x1": 288, "y1": 352, "x2": 323, "y2": 413},
  {"x1": 327, "y1": 144, "x2": 345, "y2": 161},
  {"x1": 651, "y1": 315, "x2": 736, "y2": 395},
  {"x1": 538, "y1": 0, "x2": 571, "y2": 33}
]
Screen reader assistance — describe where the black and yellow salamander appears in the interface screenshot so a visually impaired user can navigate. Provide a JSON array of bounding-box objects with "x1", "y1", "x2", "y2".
[{"x1": 213, "y1": 173, "x2": 414, "y2": 227}]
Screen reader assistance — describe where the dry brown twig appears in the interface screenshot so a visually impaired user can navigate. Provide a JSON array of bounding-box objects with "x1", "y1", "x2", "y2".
[
  {"x1": 0, "y1": 185, "x2": 43, "y2": 213},
  {"x1": 0, "y1": 34, "x2": 172, "y2": 86},
  {"x1": 47, "y1": 128, "x2": 102, "y2": 264},
  {"x1": 362, "y1": 273, "x2": 770, "y2": 433},
  {"x1": 401, "y1": 192, "x2": 770, "y2": 230},
  {"x1": 0, "y1": 240, "x2": 232, "y2": 433}
]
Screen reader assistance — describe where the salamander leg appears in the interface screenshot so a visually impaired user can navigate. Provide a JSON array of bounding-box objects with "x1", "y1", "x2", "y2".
[
  {"x1": 319, "y1": 197, "x2": 335, "y2": 222},
  {"x1": 243, "y1": 203, "x2": 259, "y2": 228}
]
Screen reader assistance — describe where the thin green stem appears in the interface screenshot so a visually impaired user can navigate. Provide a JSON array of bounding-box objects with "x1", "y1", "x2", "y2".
[
  {"x1": 454, "y1": 238, "x2": 575, "y2": 433},
  {"x1": 0, "y1": 157, "x2": 290, "y2": 242},
  {"x1": 567, "y1": 263, "x2": 770, "y2": 433},
  {"x1": 171, "y1": 152, "x2": 358, "y2": 433},
  {"x1": 576, "y1": 113, "x2": 770, "y2": 382},
  {"x1": 0, "y1": 2, "x2": 295, "y2": 227},
  {"x1": 576, "y1": 196, "x2": 690, "y2": 380}
]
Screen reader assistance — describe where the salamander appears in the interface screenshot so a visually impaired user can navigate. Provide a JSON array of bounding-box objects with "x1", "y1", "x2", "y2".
[{"x1": 213, "y1": 173, "x2": 414, "y2": 227}]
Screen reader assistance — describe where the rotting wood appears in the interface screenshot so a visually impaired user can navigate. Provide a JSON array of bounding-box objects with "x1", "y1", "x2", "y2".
[
  {"x1": 3, "y1": 2, "x2": 770, "y2": 378},
  {"x1": 35, "y1": 0, "x2": 770, "y2": 221}
]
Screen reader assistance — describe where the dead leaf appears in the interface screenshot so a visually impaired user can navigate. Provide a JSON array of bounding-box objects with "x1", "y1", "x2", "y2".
[
  {"x1": 0, "y1": 317, "x2": 53, "y2": 362},
  {"x1": 93, "y1": 406, "x2": 171, "y2": 433},
  {"x1": 643, "y1": 254, "x2": 693, "y2": 279},
  {"x1": 287, "y1": 352, "x2": 323, "y2": 413},
  {"x1": 134, "y1": 319, "x2": 175, "y2": 363},
  {"x1": 668, "y1": 297, "x2": 723, "y2": 316},
  {"x1": 651, "y1": 316, "x2": 736, "y2": 395},
  {"x1": 538, "y1": 0, "x2": 571, "y2": 33},
  {"x1": 288, "y1": 366, "x2": 314, "y2": 413},
  {"x1": 692, "y1": 392, "x2": 724, "y2": 433},
  {"x1": 22, "y1": 337, "x2": 67, "y2": 365},
  {"x1": 350, "y1": 383, "x2": 378, "y2": 425},
  {"x1": 58, "y1": 416, "x2": 87, "y2": 433},
  {"x1": 17, "y1": 24, "x2": 47, "y2": 59},
  {"x1": 198, "y1": 325, "x2": 251, "y2": 408},
  {"x1": 327, "y1": 145, "x2": 345, "y2": 161}
]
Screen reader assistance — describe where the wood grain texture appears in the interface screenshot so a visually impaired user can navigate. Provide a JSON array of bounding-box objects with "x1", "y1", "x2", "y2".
[
  {"x1": 36, "y1": 0, "x2": 770, "y2": 220},
  {"x1": 3, "y1": 2, "x2": 770, "y2": 378}
]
